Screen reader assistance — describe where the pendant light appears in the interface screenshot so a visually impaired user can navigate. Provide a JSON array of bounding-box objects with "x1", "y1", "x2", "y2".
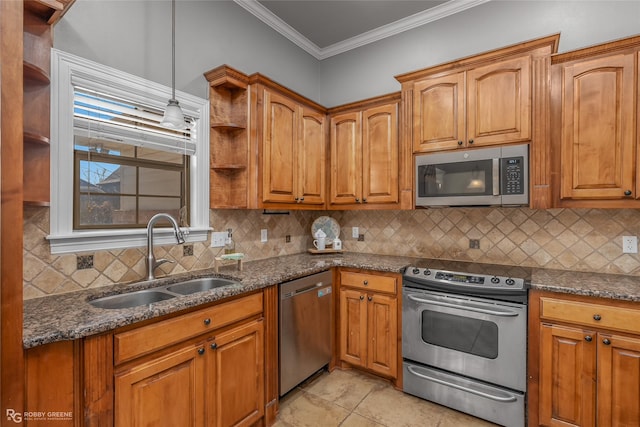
[{"x1": 160, "y1": 0, "x2": 186, "y2": 129}]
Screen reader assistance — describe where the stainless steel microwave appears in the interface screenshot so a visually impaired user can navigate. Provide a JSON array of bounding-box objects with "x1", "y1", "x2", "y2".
[{"x1": 415, "y1": 144, "x2": 529, "y2": 207}]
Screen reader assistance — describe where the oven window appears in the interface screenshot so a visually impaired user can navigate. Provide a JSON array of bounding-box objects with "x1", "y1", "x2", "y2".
[{"x1": 421, "y1": 311, "x2": 498, "y2": 359}]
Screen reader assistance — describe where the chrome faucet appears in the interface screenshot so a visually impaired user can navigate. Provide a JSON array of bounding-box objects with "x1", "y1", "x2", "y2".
[{"x1": 146, "y1": 213, "x2": 186, "y2": 280}]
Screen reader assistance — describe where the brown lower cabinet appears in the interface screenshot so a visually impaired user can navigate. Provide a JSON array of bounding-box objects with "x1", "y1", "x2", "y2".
[
  {"x1": 338, "y1": 269, "x2": 399, "y2": 382},
  {"x1": 531, "y1": 290, "x2": 640, "y2": 427},
  {"x1": 25, "y1": 291, "x2": 267, "y2": 427}
]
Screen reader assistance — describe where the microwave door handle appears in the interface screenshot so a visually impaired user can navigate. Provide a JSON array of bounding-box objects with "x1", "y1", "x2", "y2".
[
  {"x1": 492, "y1": 158, "x2": 500, "y2": 196},
  {"x1": 407, "y1": 294, "x2": 520, "y2": 317}
]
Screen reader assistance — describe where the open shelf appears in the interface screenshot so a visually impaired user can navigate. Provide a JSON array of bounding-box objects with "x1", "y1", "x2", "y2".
[
  {"x1": 23, "y1": 61, "x2": 50, "y2": 85},
  {"x1": 211, "y1": 164, "x2": 247, "y2": 171},
  {"x1": 211, "y1": 123, "x2": 246, "y2": 131},
  {"x1": 24, "y1": 131, "x2": 50, "y2": 146}
]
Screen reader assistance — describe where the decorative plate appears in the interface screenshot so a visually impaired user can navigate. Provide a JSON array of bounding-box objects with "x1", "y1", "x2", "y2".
[{"x1": 311, "y1": 216, "x2": 341, "y2": 241}]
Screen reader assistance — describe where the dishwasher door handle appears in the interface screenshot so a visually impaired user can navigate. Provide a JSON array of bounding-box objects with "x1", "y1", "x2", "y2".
[{"x1": 295, "y1": 282, "x2": 324, "y2": 295}]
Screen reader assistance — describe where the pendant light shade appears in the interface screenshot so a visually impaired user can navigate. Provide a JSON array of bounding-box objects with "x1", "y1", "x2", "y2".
[{"x1": 160, "y1": 0, "x2": 186, "y2": 130}]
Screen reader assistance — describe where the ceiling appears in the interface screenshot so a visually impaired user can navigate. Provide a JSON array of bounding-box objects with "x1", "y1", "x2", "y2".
[{"x1": 233, "y1": 0, "x2": 490, "y2": 59}]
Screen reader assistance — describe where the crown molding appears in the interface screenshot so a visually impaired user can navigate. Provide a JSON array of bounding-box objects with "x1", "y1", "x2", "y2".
[{"x1": 233, "y1": 0, "x2": 491, "y2": 60}]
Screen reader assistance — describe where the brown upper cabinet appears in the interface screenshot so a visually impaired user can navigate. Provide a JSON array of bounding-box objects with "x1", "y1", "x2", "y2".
[
  {"x1": 409, "y1": 56, "x2": 531, "y2": 152},
  {"x1": 328, "y1": 94, "x2": 401, "y2": 209},
  {"x1": 258, "y1": 86, "x2": 327, "y2": 208},
  {"x1": 551, "y1": 35, "x2": 640, "y2": 208}
]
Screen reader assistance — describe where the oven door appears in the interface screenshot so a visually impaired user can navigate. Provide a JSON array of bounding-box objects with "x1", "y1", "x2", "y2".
[{"x1": 402, "y1": 287, "x2": 526, "y2": 391}]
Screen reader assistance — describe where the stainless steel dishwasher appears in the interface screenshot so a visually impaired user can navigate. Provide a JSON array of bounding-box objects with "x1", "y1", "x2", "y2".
[{"x1": 279, "y1": 270, "x2": 332, "y2": 396}]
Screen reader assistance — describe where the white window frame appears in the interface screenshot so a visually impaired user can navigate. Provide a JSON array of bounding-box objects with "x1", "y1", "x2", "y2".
[{"x1": 49, "y1": 49, "x2": 210, "y2": 254}]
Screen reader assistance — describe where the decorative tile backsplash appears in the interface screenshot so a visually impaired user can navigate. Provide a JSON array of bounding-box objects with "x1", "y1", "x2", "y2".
[{"x1": 23, "y1": 206, "x2": 640, "y2": 298}]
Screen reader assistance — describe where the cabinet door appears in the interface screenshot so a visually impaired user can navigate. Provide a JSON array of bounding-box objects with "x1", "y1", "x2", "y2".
[
  {"x1": 366, "y1": 293, "x2": 397, "y2": 378},
  {"x1": 597, "y1": 333, "x2": 640, "y2": 427},
  {"x1": 115, "y1": 343, "x2": 206, "y2": 427},
  {"x1": 210, "y1": 319, "x2": 264, "y2": 427},
  {"x1": 467, "y1": 56, "x2": 531, "y2": 147},
  {"x1": 413, "y1": 72, "x2": 465, "y2": 152},
  {"x1": 539, "y1": 324, "x2": 596, "y2": 427},
  {"x1": 298, "y1": 107, "x2": 326, "y2": 205},
  {"x1": 559, "y1": 53, "x2": 636, "y2": 200},
  {"x1": 340, "y1": 288, "x2": 367, "y2": 367},
  {"x1": 362, "y1": 104, "x2": 399, "y2": 205},
  {"x1": 330, "y1": 111, "x2": 362, "y2": 204},
  {"x1": 262, "y1": 89, "x2": 298, "y2": 204}
]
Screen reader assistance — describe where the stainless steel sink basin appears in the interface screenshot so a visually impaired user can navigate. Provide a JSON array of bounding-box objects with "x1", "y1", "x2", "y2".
[
  {"x1": 90, "y1": 289, "x2": 176, "y2": 309},
  {"x1": 165, "y1": 277, "x2": 238, "y2": 295},
  {"x1": 89, "y1": 276, "x2": 241, "y2": 309}
]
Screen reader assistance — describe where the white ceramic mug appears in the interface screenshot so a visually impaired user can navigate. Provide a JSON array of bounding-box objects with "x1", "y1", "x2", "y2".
[{"x1": 313, "y1": 237, "x2": 326, "y2": 250}]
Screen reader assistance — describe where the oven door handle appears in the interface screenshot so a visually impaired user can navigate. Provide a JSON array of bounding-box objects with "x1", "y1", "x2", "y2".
[
  {"x1": 406, "y1": 366, "x2": 518, "y2": 403},
  {"x1": 407, "y1": 295, "x2": 520, "y2": 317}
]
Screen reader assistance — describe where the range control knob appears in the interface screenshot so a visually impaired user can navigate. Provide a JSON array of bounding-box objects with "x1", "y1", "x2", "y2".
[
  {"x1": 424, "y1": 269, "x2": 431, "y2": 276},
  {"x1": 491, "y1": 276, "x2": 500, "y2": 284},
  {"x1": 505, "y1": 278, "x2": 516, "y2": 286},
  {"x1": 412, "y1": 268, "x2": 420, "y2": 274}
]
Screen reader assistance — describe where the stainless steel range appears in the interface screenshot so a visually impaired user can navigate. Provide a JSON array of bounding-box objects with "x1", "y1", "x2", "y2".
[{"x1": 402, "y1": 260, "x2": 530, "y2": 427}]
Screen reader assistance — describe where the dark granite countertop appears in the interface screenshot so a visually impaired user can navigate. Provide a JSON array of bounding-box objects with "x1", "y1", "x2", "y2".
[{"x1": 23, "y1": 252, "x2": 640, "y2": 349}]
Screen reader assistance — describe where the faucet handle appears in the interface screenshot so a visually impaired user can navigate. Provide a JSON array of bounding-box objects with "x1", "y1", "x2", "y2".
[{"x1": 155, "y1": 258, "x2": 174, "y2": 268}]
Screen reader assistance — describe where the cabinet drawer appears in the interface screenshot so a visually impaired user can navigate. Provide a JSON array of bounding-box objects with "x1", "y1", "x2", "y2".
[
  {"x1": 540, "y1": 297, "x2": 640, "y2": 335},
  {"x1": 115, "y1": 292, "x2": 263, "y2": 364},
  {"x1": 340, "y1": 271, "x2": 397, "y2": 294}
]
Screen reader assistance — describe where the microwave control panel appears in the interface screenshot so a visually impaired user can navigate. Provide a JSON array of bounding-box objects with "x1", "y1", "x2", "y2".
[{"x1": 501, "y1": 157, "x2": 525, "y2": 195}]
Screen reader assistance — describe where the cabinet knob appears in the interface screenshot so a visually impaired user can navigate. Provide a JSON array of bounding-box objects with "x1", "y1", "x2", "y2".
[
  {"x1": 458, "y1": 141, "x2": 463, "y2": 146},
  {"x1": 468, "y1": 139, "x2": 474, "y2": 144},
  {"x1": 624, "y1": 190, "x2": 632, "y2": 196},
  {"x1": 294, "y1": 197, "x2": 299, "y2": 201},
  {"x1": 362, "y1": 198, "x2": 367, "y2": 203},
  {"x1": 363, "y1": 280, "x2": 368, "y2": 286},
  {"x1": 300, "y1": 197, "x2": 304, "y2": 202},
  {"x1": 367, "y1": 296, "x2": 372, "y2": 302},
  {"x1": 204, "y1": 318, "x2": 211, "y2": 326},
  {"x1": 603, "y1": 338, "x2": 611, "y2": 345},
  {"x1": 198, "y1": 348, "x2": 205, "y2": 356},
  {"x1": 355, "y1": 198, "x2": 360, "y2": 203},
  {"x1": 585, "y1": 335, "x2": 593, "y2": 342},
  {"x1": 593, "y1": 314, "x2": 601, "y2": 321},
  {"x1": 359, "y1": 295, "x2": 364, "y2": 301},
  {"x1": 210, "y1": 343, "x2": 218, "y2": 350}
]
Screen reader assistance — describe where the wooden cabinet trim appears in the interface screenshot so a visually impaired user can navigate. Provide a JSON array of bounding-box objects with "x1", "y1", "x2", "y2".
[
  {"x1": 327, "y1": 92, "x2": 401, "y2": 115},
  {"x1": 552, "y1": 34, "x2": 640, "y2": 64},
  {"x1": 395, "y1": 33, "x2": 559, "y2": 83},
  {"x1": 339, "y1": 271, "x2": 397, "y2": 294}
]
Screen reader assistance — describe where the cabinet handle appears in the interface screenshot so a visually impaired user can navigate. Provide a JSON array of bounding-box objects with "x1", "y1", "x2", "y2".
[
  {"x1": 624, "y1": 190, "x2": 632, "y2": 196},
  {"x1": 468, "y1": 139, "x2": 474, "y2": 144},
  {"x1": 593, "y1": 314, "x2": 601, "y2": 321},
  {"x1": 359, "y1": 295, "x2": 364, "y2": 301},
  {"x1": 458, "y1": 141, "x2": 463, "y2": 146},
  {"x1": 204, "y1": 318, "x2": 211, "y2": 326},
  {"x1": 198, "y1": 348, "x2": 205, "y2": 356},
  {"x1": 210, "y1": 343, "x2": 218, "y2": 350},
  {"x1": 603, "y1": 338, "x2": 611, "y2": 345},
  {"x1": 363, "y1": 280, "x2": 368, "y2": 286},
  {"x1": 585, "y1": 335, "x2": 593, "y2": 342},
  {"x1": 368, "y1": 296, "x2": 372, "y2": 302}
]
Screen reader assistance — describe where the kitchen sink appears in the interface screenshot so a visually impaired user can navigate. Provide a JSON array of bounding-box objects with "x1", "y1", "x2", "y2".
[
  {"x1": 89, "y1": 276, "x2": 241, "y2": 309},
  {"x1": 165, "y1": 277, "x2": 239, "y2": 295},
  {"x1": 89, "y1": 289, "x2": 176, "y2": 310}
]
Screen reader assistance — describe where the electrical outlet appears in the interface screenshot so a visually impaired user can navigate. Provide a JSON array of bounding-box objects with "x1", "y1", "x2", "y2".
[
  {"x1": 285, "y1": 235, "x2": 291, "y2": 243},
  {"x1": 622, "y1": 236, "x2": 638, "y2": 254},
  {"x1": 469, "y1": 239, "x2": 480, "y2": 249},
  {"x1": 352, "y1": 227, "x2": 359, "y2": 238},
  {"x1": 211, "y1": 231, "x2": 227, "y2": 247},
  {"x1": 261, "y1": 229, "x2": 268, "y2": 243},
  {"x1": 358, "y1": 234, "x2": 365, "y2": 242}
]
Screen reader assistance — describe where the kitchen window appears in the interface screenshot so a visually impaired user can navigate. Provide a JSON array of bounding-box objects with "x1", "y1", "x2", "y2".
[{"x1": 49, "y1": 50, "x2": 210, "y2": 254}]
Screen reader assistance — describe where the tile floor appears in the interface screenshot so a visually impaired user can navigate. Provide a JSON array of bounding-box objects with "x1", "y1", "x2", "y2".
[{"x1": 274, "y1": 369, "x2": 498, "y2": 427}]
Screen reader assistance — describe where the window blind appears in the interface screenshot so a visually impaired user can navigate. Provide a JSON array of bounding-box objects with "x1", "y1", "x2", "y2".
[{"x1": 72, "y1": 86, "x2": 196, "y2": 155}]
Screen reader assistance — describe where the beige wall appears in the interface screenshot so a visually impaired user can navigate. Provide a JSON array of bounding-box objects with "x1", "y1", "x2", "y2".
[{"x1": 24, "y1": 206, "x2": 640, "y2": 299}]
